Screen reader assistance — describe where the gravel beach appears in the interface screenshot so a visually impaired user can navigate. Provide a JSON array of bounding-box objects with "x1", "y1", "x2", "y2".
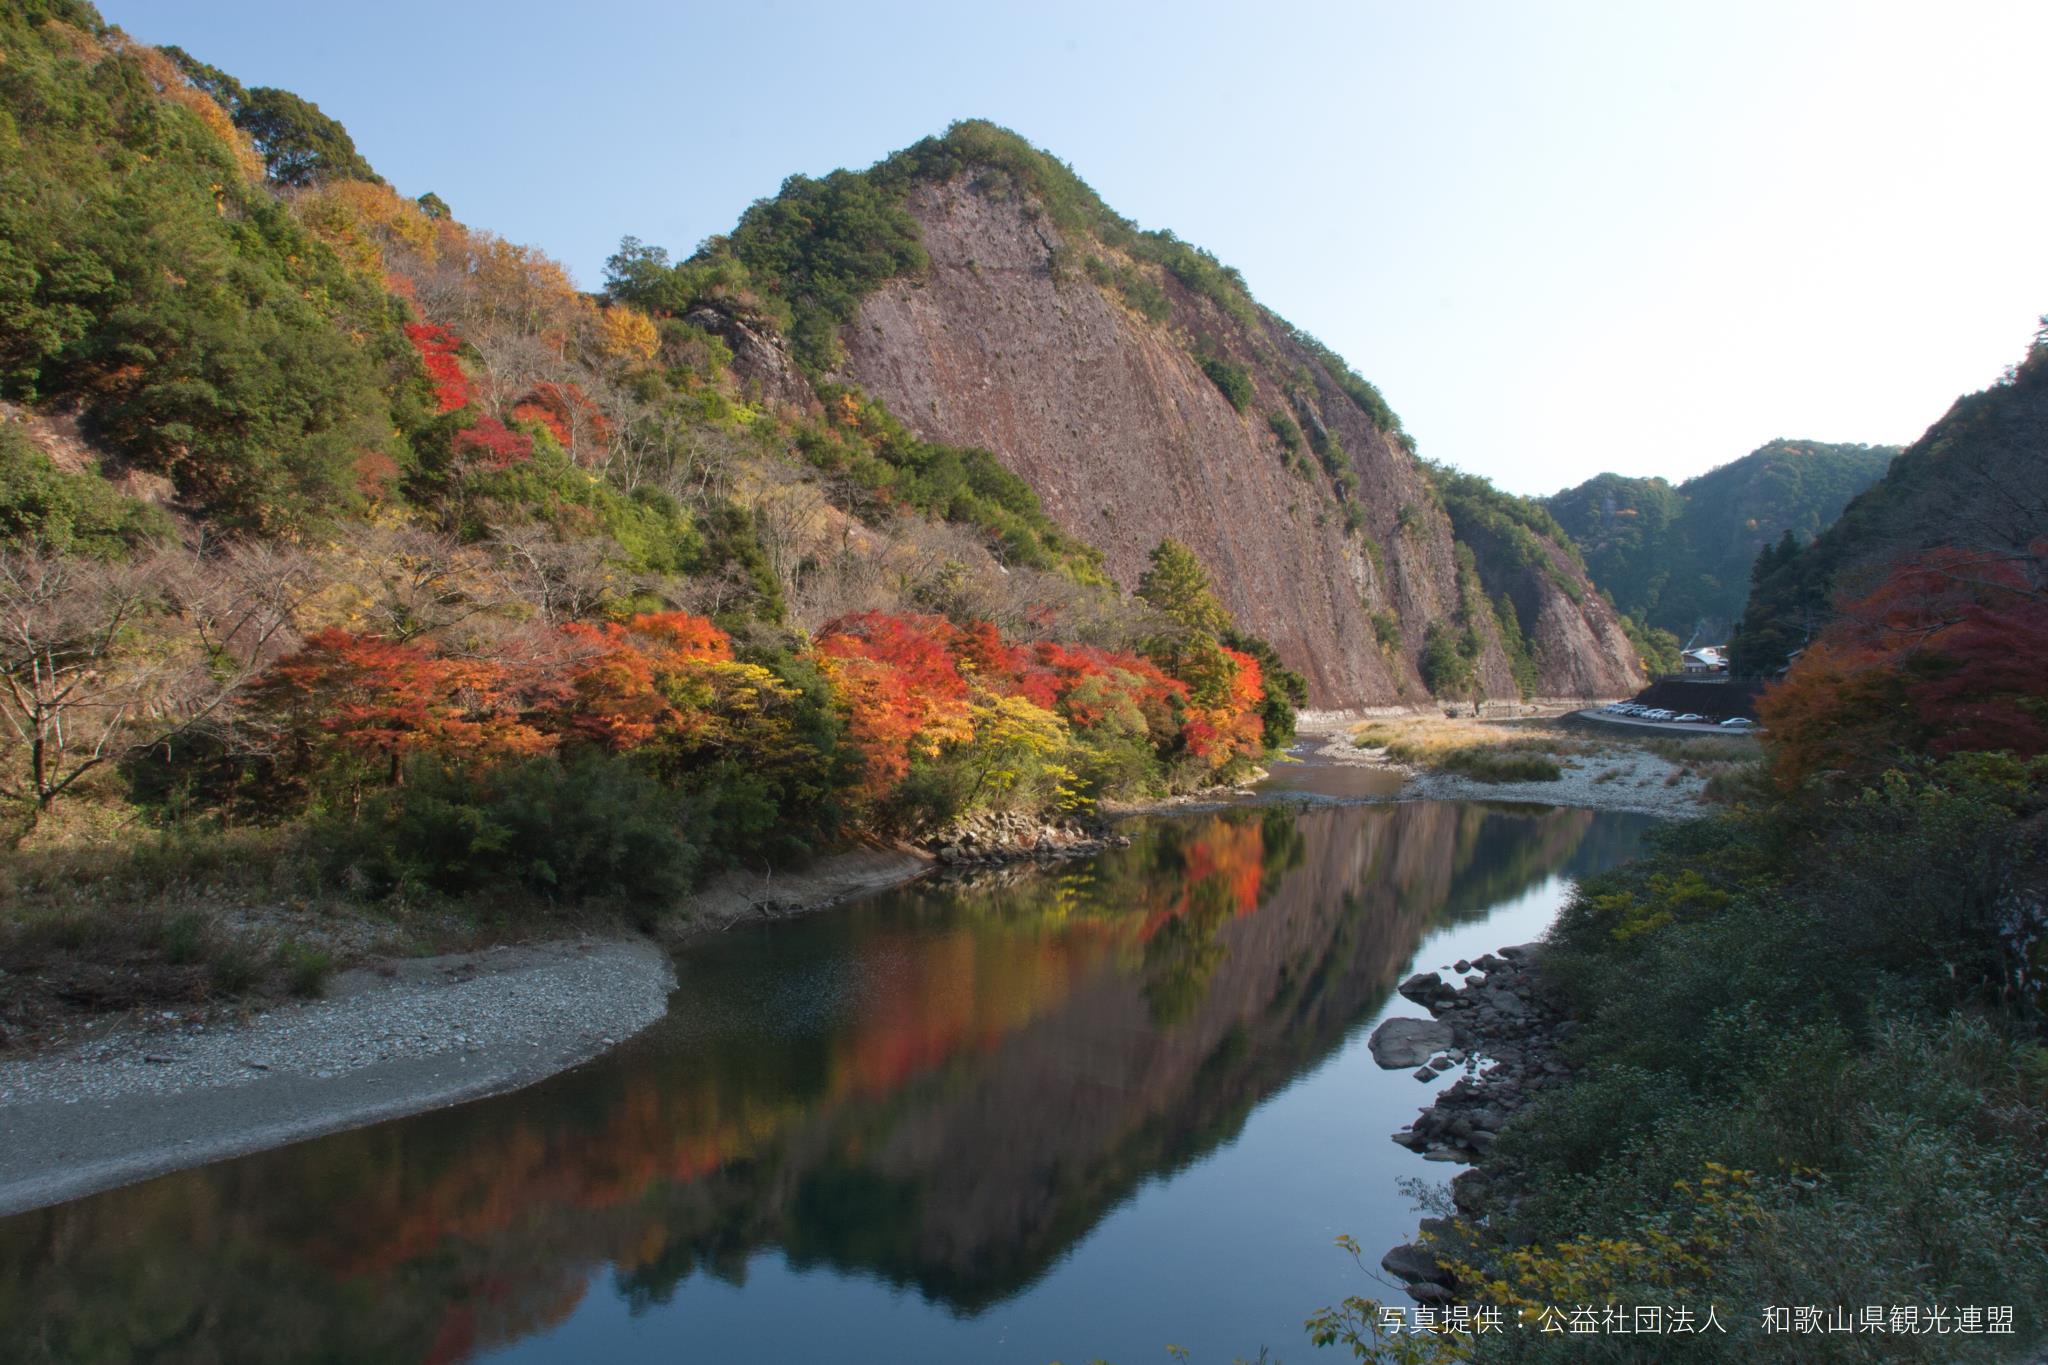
[
  {"x1": 0, "y1": 936, "x2": 674, "y2": 1215},
  {"x1": 1298, "y1": 715, "x2": 1715, "y2": 819}
]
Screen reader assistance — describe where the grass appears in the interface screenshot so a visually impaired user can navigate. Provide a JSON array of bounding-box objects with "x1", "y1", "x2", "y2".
[
  {"x1": 1350, "y1": 715, "x2": 1592, "y2": 782},
  {"x1": 1645, "y1": 735, "x2": 1764, "y2": 800},
  {"x1": 1348, "y1": 712, "x2": 1773, "y2": 795},
  {"x1": 0, "y1": 797, "x2": 514, "y2": 1044},
  {"x1": 1645, "y1": 736, "x2": 1761, "y2": 765},
  {"x1": 1439, "y1": 748, "x2": 1563, "y2": 783}
]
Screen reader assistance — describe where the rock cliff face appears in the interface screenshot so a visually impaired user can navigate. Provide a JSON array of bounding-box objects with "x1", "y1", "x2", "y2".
[{"x1": 836, "y1": 177, "x2": 1642, "y2": 706}]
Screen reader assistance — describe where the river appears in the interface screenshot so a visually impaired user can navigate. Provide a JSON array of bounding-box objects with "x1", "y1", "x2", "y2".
[{"x1": 0, "y1": 783, "x2": 1654, "y2": 1364}]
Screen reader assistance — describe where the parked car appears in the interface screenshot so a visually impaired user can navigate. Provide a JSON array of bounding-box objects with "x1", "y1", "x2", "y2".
[
  {"x1": 1645, "y1": 709, "x2": 1674, "y2": 720},
  {"x1": 1674, "y1": 713, "x2": 1705, "y2": 722},
  {"x1": 1720, "y1": 717, "x2": 1756, "y2": 729}
]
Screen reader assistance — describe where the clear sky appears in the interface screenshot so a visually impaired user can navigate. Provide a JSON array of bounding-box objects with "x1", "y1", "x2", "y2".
[{"x1": 98, "y1": 0, "x2": 2048, "y2": 497}]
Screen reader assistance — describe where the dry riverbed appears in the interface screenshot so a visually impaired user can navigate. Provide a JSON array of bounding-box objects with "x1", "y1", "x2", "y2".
[{"x1": 1301, "y1": 711, "x2": 1755, "y2": 819}]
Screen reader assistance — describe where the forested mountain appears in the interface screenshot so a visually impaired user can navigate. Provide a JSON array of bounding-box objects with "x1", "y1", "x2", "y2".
[
  {"x1": 0, "y1": 0, "x2": 1649, "y2": 930},
  {"x1": 1545, "y1": 440, "x2": 1895, "y2": 644},
  {"x1": 1731, "y1": 333, "x2": 2048, "y2": 674},
  {"x1": 768, "y1": 132, "x2": 1645, "y2": 704}
]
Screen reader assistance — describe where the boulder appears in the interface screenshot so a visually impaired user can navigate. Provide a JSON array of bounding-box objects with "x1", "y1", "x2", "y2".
[
  {"x1": 1382, "y1": 1243, "x2": 1455, "y2": 1286},
  {"x1": 1369, "y1": 1016, "x2": 1455, "y2": 1069},
  {"x1": 1397, "y1": 971, "x2": 1444, "y2": 1006}
]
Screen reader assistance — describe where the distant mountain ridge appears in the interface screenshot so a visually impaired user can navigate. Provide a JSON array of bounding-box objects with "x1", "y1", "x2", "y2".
[
  {"x1": 1732, "y1": 333, "x2": 2048, "y2": 674},
  {"x1": 1545, "y1": 440, "x2": 1897, "y2": 642}
]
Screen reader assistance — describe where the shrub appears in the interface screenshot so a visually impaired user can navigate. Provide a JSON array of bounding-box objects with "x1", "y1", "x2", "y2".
[
  {"x1": 1266, "y1": 411, "x2": 1302, "y2": 453},
  {"x1": 1437, "y1": 748, "x2": 1561, "y2": 782},
  {"x1": 277, "y1": 941, "x2": 332, "y2": 997},
  {"x1": 1083, "y1": 254, "x2": 1171, "y2": 322},
  {"x1": 1370, "y1": 610, "x2": 1402, "y2": 651},
  {"x1": 1198, "y1": 353, "x2": 1254, "y2": 411},
  {"x1": 329, "y1": 754, "x2": 698, "y2": 912}
]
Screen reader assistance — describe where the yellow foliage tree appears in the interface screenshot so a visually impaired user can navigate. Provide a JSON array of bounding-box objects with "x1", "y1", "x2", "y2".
[
  {"x1": 595, "y1": 305, "x2": 660, "y2": 366},
  {"x1": 959, "y1": 693, "x2": 1079, "y2": 811}
]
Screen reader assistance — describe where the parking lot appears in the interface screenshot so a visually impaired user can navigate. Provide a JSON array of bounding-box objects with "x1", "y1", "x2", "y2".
[{"x1": 1578, "y1": 706, "x2": 1760, "y2": 735}]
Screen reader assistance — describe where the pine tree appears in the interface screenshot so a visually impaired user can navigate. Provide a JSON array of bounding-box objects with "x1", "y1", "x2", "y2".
[{"x1": 1137, "y1": 538, "x2": 1228, "y2": 639}]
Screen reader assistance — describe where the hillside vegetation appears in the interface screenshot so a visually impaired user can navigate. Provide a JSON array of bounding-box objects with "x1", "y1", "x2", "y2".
[
  {"x1": 0, "y1": 4, "x2": 1324, "y2": 1028},
  {"x1": 1547, "y1": 440, "x2": 1896, "y2": 646},
  {"x1": 1734, "y1": 331, "x2": 2048, "y2": 674},
  {"x1": 1318, "y1": 333, "x2": 2048, "y2": 1363}
]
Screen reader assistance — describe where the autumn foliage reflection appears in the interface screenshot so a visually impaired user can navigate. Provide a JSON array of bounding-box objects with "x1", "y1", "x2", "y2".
[{"x1": 0, "y1": 804, "x2": 1623, "y2": 1363}]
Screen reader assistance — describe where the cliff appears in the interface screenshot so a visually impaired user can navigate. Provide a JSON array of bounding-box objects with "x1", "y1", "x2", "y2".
[
  {"x1": 809, "y1": 143, "x2": 1642, "y2": 706},
  {"x1": 647, "y1": 123, "x2": 1643, "y2": 707},
  {"x1": 823, "y1": 165, "x2": 1638, "y2": 712}
]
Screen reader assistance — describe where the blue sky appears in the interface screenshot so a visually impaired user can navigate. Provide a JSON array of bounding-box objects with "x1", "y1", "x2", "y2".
[{"x1": 98, "y1": 1, "x2": 2048, "y2": 496}]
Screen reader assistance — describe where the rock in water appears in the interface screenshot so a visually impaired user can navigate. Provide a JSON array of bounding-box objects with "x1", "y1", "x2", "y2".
[
  {"x1": 1381, "y1": 1243, "x2": 1455, "y2": 1287},
  {"x1": 1369, "y1": 1016, "x2": 1455, "y2": 1069},
  {"x1": 1397, "y1": 971, "x2": 1444, "y2": 1005}
]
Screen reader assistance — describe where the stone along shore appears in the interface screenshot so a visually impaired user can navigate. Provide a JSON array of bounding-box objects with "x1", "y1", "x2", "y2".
[{"x1": 1366, "y1": 942, "x2": 1581, "y2": 1304}]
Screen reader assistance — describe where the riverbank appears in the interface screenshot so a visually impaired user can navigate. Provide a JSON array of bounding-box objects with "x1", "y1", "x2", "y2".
[
  {"x1": 1365, "y1": 941, "x2": 1569, "y2": 1302},
  {"x1": 0, "y1": 722, "x2": 1680, "y2": 1218},
  {"x1": 1341, "y1": 752, "x2": 2048, "y2": 1357},
  {"x1": 0, "y1": 936, "x2": 675, "y2": 1216},
  {"x1": 0, "y1": 821, "x2": 1135, "y2": 1214}
]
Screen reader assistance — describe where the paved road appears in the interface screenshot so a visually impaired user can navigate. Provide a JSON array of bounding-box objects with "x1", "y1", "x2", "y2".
[{"x1": 1574, "y1": 709, "x2": 1760, "y2": 736}]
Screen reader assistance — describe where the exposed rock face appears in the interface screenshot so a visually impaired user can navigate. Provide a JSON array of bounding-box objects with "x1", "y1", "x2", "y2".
[
  {"x1": 1457, "y1": 519, "x2": 1645, "y2": 701},
  {"x1": 684, "y1": 307, "x2": 819, "y2": 416},
  {"x1": 838, "y1": 178, "x2": 1643, "y2": 706}
]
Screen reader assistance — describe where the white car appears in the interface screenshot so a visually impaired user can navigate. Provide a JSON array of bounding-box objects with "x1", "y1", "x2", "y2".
[
  {"x1": 1645, "y1": 709, "x2": 1675, "y2": 720},
  {"x1": 1674, "y1": 713, "x2": 1705, "y2": 723},
  {"x1": 1720, "y1": 717, "x2": 1756, "y2": 729}
]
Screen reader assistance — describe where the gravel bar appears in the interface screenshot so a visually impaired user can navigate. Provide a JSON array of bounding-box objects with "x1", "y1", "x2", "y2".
[{"x1": 0, "y1": 936, "x2": 675, "y2": 1216}]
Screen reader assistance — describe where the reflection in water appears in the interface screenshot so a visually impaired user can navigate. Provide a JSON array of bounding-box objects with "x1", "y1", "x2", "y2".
[{"x1": 0, "y1": 802, "x2": 1647, "y2": 1364}]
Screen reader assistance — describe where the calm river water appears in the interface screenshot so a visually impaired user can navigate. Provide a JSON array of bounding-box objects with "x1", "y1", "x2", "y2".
[{"x1": 2, "y1": 783, "x2": 1653, "y2": 1364}]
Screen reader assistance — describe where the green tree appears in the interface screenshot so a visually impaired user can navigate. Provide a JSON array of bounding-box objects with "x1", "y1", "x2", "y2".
[
  {"x1": 725, "y1": 170, "x2": 926, "y2": 372},
  {"x1": 0, "y1": 425, "x2": 168, "y2": 556},
  {"x1": 1419, "y1": 621, "x2": 1478, "y2": 703},
  {"x1": 1137, "y1": 537, "x2": 1229, "y2": 639},
  {"x1": 232, "y1": 86, "x2": 379, "y2": 187}
]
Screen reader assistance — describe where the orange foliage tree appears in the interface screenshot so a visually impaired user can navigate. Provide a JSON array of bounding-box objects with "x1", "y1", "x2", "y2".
[
  {"x1": 511, "y1": 381, "x2": 610, "y2": 463},
  {"x1": 404, "y1": 323, "x2": 472, "y2": 413},
  {"x1": 553, "y1": 612, "x2": 736, "y2": 752},
  {"x1": 1179, "y1": 645, "x2": 1266, "y2": 767},
  {"x1": 247, "y1": 629, "x2": 552, "y2": 789},
  {"x1": 814, "y1": 612, "x2": 973, "y2": 797}
]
